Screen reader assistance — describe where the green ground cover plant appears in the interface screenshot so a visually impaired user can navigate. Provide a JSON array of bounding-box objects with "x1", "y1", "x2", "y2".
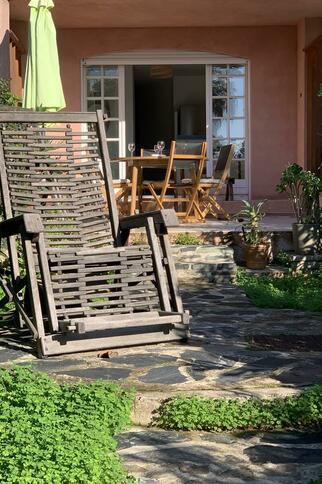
[
  {"x1": 154, "y1": 385, "x2": 322, "y2": 432},
  {"x1": 275, "y1": 250, "x2": 292, "y2": 267},
  {"x1": 236, "y1": 268, "x2": 322, "y2": 312},
  {"x1": 175, "y1": 232, "x2": 201, "y2": 245},
  {"x1": 0, "y1": 366, "x2": 134, "y2": 483}
]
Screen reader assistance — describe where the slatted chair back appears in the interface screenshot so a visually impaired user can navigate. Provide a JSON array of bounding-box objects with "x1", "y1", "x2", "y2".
[
  {"x1": 0, "y1": 112, "x2": 118, "y2": 250},
  {"x1": 213, "y1": 144, "x2": 234, "y2": 183}
]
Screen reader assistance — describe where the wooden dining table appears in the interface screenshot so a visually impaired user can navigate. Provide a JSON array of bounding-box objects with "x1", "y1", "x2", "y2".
[{"x1": 112, "y1": 155, "x2": 169, "y2": 215}]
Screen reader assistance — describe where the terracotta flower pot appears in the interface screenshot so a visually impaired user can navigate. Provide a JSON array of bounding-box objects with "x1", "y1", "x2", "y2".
[{"x1": 244, "y1": 243, "x2": 270, "y2": 270}]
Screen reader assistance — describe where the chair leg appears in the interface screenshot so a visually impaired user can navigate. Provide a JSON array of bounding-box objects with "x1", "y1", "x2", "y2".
[
  {"x1": 205, "y1": 195, "x2": 230, "y2": 220},
  {"x1": 148, "y1": 184, "x2": 164, "y2": 210},
  {"x1": 198, "y1": 187, "x2": 230, "y2": 220},
  {"x1": 115, "y1": 187, "x2": 131, "y2": 216},
  {"x1": 22, "y1": 238, "x2": 45, "y2": 340},
  {"x1": 183, "y1": 186, "x2": 203, "y2": 222}
]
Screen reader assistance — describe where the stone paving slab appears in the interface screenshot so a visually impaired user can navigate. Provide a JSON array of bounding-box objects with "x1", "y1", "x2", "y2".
[{"x1": 117, "y1": 427, "x2": 322, "y2": 483}]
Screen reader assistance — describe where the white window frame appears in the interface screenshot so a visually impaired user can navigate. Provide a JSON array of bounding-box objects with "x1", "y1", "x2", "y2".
[
  {"x1": 206, "y1": 63, "x2": 249, "y2": 196},
  {"x1": 81, "y1": 61, "x2": 126, "y2": 178},
  {"x1": 81, "y1": 50, "x2": 250, "y2": 196}
]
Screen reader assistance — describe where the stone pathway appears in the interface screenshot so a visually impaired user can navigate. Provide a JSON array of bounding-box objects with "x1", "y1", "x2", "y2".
[
  {"x1": 0, "y1": 283, "x2": 322, "y2": 482},
  {"x1": 118, "y1": 428, "x2": 322, "y2": 483},
  {"x1": 3, "y1": 284, "x2": 322, "y2": 399}
]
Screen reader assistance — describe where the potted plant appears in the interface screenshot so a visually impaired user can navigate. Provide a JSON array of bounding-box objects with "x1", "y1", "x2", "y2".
[
  {"x1": 237, "y1": 200, "x2": 270, "y2": 269},
  {"x1": 276, "y1": 163, "x2": 322, "y2": 254}
]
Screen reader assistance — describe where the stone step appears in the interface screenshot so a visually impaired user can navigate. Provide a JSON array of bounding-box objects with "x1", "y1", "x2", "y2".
[
  {"x1": 286, "y1": 253, "x2": 322, "y2": 272},
  {"x1": 171, "y1": 245, "x2": 234, "y2": 258},
  {"x1": 172, "y1": 245, "x2": 237, "y2": 283}
]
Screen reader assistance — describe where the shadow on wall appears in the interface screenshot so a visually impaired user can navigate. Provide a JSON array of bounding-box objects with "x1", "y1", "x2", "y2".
[{"x1": 0, "y1": 30, "x2": 10, "y2": 79}]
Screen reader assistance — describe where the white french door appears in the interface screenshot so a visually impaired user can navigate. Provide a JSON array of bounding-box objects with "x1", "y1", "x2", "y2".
[
  {"x1": 82, "y1": 51, "x2": 249, "y2": 197},
  {"x1": 206, "y1": 63, "x2": 249, "y2": 197},
  {"x1": 82, "y1": 61, "x2": 126, "y2": 179}
]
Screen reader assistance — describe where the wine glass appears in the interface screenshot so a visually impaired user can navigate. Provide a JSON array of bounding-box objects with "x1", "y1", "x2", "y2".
[
  {"x1": 157, "y1": 141, "x2": 165, "y2": 156},
  {"x1": 128, "y1": 143, "x2": 135, "y2": 157},
  {"x1": 154, "y1": 144, "x2": 159, "y2": 155}
]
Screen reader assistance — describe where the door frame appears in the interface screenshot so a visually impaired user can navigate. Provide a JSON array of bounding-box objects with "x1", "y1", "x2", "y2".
[{"x1": 81, "y1": 50, "x2": 250, "y2": 196}]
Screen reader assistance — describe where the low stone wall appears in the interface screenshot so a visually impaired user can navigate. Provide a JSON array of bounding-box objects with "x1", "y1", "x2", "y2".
[
  {"x1": 129, "y1": 230, "x2": 294, "y2": 265},
  {"x1": 286, "y1": 253, "x2": 322, "y2": 272},
  {"x1": 171, "y1": 245, "x2": 237, "y2": 284}
]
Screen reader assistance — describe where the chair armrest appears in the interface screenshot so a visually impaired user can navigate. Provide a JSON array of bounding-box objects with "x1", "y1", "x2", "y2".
[
  {"x1": 120, "y1": 209, "x2": 178, "y2": 231},
  {"x1": 0, "y1": 214, "x2": 44, "y2": 239}
]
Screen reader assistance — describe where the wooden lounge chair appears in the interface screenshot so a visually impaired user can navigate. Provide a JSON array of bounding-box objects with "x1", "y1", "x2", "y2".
[
  {"x1": 197, "y1": 144, "x2": 235, "y2": 220},
  {"x1": 0, "y1": 110, "x2": 188, "y2": 358}
]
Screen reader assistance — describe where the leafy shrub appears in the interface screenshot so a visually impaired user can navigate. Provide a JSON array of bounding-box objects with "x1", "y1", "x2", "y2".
[
  {"x1": 276, "y1": 163, "x2": 322, "y2": 224},
  {"x1": 310, "y1": 478, "x2": 322, "y2": 484},
  {"x1": 130, "y1": 237, "x2": 146, "y2": 246},
  {"x1": 0, "y1": 78, "x2": 21, "y2": 107},
  {"x1": 275, "y1": 250, "x2": 292, "y2": 267},
  {"x1": 0, "y1": 366, "x2": 134, "y2": 483},
  {"x1": 154, "y1": 385, "x2": 322, "y2": 432},
  {"x1": 236, "y1": 268, "x2": 322, "y2": 312},
  {"x1": 175, "y1": 232, "x2": 201, "y2": 245}
]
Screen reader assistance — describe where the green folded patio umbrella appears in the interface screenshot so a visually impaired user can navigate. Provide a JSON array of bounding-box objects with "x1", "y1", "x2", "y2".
[{"x1": 23, "y1": 0, "x2": 66, "y2": 111}]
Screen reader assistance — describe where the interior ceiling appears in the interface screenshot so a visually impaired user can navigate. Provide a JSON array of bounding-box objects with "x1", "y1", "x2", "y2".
[
  {"x1": 134, "y1": 65, "x2": 204, "y2": 81},
  {"x1": 10, "y1": 0, "x2": 322, "y2": 28}
]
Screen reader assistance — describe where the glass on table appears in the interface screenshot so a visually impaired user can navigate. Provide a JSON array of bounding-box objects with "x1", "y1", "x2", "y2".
[
  {"x1": 127, "y1": 143, "x2": 135, "y2": 157},
  {"x1": 157, "y1": 141, "x2": 165, "y2": 155}
]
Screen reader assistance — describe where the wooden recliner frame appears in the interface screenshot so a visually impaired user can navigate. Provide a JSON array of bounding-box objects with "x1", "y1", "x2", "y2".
[{"x1": 0, "y1": 110, "x2": 189, "y2": 357}]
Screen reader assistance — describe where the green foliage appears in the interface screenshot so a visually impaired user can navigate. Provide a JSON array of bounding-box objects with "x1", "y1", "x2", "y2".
[
  {"x1": 276, "y1": 163, "x2": 322, "y2": 224},
  {"x1": 131, "y1": 237, "x2": 146, "y2": 246},
  {"x1": 0, "y1": 78, "x2": 21, "y2": 107},
  {"x1": 318, "y1": 83, "x2": 322, "y2": 97},
  {"x1": 236, "y1": 267, "x2": 322, "y2": 312},
  {"x1": 275, "y1": 250, "x2": 292, "y2": 267},
  {"x1": 154, "y1": 385, "x2": 322, "y2": 432},
  {"x1": 175, "y1": 232, "x2": 201, "y2": 245},
  {"x1": 236, "y1": 200, "x2": 266, "y2": 245},
  {"x1": 0, "y1": 366, "x2": 134, "y2": 483}
]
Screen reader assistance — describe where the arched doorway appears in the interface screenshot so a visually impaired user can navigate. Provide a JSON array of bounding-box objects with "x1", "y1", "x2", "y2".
[{"x1": 82, "y1": 50, "x2": 249, "y2": 198}]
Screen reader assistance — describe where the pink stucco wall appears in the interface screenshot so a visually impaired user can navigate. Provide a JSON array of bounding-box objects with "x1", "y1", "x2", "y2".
[
  {"x1": 0, "y1": 0, "x2": 10, "y2": 78},
  {"x1": 11, "y1": 24, "x2": 297, "y2": 200},
  {"x1": 297, "y1": 19, "x2": 306, "y2": 168}
]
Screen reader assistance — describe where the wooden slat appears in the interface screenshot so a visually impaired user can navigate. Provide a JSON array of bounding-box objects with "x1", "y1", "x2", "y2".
[
  {"x1": 40, "y1": 326, "x2": 187, "y2": 357},
  {"x1": 65, "y1": 312, "x2": 181, "y2": 334},
  {"x1": 0, "y1": 112, "x2": 98, "y2": 123}
]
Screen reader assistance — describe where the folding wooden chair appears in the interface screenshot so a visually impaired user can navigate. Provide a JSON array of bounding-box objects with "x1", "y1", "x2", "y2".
[
  {"x1": 137, "y1": 148, "x2": 168, "y2": 211},
  {"x1": 144, "y1": 141, "x2": 207, "y2": 222},
  {"x1": 197, "y1": 144, "x2": 235, "y2": 220},
  {"x1": 0, "y1": 110, "x2": 188, "y2": 357},
  {"x1": 112, "y1": 177, "x2": 132, "y2": 216}
]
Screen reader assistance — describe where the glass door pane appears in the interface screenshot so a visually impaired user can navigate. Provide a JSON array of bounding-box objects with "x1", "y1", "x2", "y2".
[
  {"x1": 207, "y1": 63, "x2": 248, "y2": 196},
  {"x1": 84, "y1": 64, "x2": 125, "y2": 179}
]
